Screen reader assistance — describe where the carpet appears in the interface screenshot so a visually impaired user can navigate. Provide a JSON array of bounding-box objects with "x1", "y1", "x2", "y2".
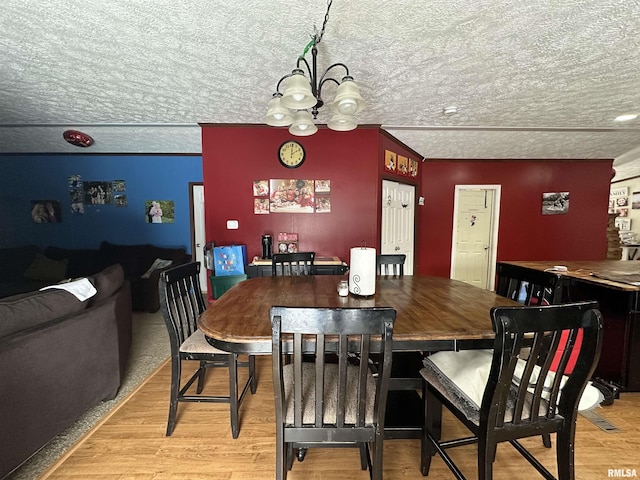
[{"x1": 10, "y1": 311, "x2": 169, "y2": 480}]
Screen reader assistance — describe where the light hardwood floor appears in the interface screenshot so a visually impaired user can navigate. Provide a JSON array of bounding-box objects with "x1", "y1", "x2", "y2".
[{"x1": 42, "y1": 356, "x2": 640, "y2": 480}]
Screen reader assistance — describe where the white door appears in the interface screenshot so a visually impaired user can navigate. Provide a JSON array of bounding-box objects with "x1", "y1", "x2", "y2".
[
  {"x1": 191, "y1": 184, "x2": 207, "y2": 290},
  {"x1": 381, "y1": 179, "x2": 415, "y2": 274},
  {"x1": 450, "y1": 186, "x2": 500, "y2": 289}
]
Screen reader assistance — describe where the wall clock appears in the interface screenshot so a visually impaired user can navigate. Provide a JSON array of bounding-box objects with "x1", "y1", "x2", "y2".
[{"x1": 278, "y1": 140, "x2": 305, "y2": 168}]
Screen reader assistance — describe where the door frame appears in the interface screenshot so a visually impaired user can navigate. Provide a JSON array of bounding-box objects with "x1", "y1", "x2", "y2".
[
  {"x1": 380, "y1": 179, "x2": 416, "y2": 275},
  {"x1": 450, "y1": 184, "x2": 501, "y2": 290}
]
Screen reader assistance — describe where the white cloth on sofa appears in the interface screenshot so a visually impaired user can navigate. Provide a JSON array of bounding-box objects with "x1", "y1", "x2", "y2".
[
  {"x1": 426, "y1": 349, "x2": 603, "y2": 412},
  {"x1": 40, "y1": 278, "x2": 97, "y2": 302}
]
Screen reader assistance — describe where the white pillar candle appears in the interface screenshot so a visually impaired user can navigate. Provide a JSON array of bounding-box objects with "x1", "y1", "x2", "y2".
[{"x1": 349, "y1": 247, "x2": 376, "y2": 296}]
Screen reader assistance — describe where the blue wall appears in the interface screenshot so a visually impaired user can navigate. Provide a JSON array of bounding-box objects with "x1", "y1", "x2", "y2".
[{"x1": 0, "y1": 154, "x2": 203, "y2": 252}]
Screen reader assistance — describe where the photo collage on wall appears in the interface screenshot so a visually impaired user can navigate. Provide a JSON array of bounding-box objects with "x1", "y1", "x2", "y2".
[
  {"x1": 384, "y1": 149, "x2": 418, "y2": 178},
  {"x1": 252, "y1": 179, "x2": 331, "y2": 214},
  {"x1": 610, "y1": 186, "x2": 631, "y2": 231}
]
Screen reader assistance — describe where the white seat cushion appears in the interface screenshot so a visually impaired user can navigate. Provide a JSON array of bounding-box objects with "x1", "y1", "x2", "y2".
[{"x1": 180, "y1": 328, "x2": 231, "y2": 355}]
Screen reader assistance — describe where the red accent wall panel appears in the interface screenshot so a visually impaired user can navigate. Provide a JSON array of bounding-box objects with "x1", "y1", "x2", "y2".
[
  {"x1": 202, "y1": 126, "x2": 380, "y2": 263},
  {"x1": 418, "y1": 160, "x2": 613, "y2": 277}
]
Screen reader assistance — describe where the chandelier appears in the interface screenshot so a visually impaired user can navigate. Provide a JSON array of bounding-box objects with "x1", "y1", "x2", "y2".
[{"x1": 263, "y1": 0, "x2": 364, "y2": 136}]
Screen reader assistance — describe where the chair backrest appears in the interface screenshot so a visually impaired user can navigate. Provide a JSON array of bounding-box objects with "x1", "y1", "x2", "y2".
[
  {"x1": 376, "y1": 254, "x2": 406, "y2": 276},
  {"x1": 270, "y1": 306, "x2": 396, "y2": 430},
  {"x1": 484, "y1": 301, "x2": 602, "y2": 432},
  {"x1": 272, "y1": 252, "x2": 315, "y2": 276},
  {"x1": 495, "y1": 262, "x2": 562, "y2": 305},
  {"x1": 159, "y1": 262, "x2": 206, "y2": 354}
]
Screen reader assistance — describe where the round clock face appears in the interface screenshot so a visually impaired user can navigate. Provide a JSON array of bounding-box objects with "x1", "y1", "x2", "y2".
[{"x1": 278, "y1": 140, "x2": 305, "y2": 168}]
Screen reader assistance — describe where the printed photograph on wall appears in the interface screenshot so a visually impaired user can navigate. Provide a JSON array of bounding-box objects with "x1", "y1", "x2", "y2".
[
  {"x1": 113, "y1": 180, "x2": 126, "y2": 192},
  {"x1": 410, "y1": 159, "x2": 419, "y2": 177},
  {"x1": 269, "y1": 179, "x2": 315, "y2": 213},
  {"x1": 615, "y1": 217, "x2": 631, "y2": 231},
  {"x1": 253, "y1": 180, "x2": 269, "y2": 197},
  {"x1": 68, "y1": 174, "x2": 82, "y2": 190},
  {"x1": 633, "y1": 191, "x2": 640, "y2": 209},
  {"x1": 315, "y1": 196, "x2": 331, "y2": 213},
  {"x1": 542, "y1": 192, "x2": 569, "y2": 215},
  {"x1": 31, "y1": 200, "x2": 62, "y2": 223},
  {"x1": 398, "y1": 155, "x2": 408, "y2": 175},
  {"x1": 254, "y1": 198, "x2": 269, "y2": 214},
  {"x1": 114, "y1": 195, "x2": 128, "y2": 207},
  {"x1": 70, "y1": 191, "x2": 84, "y2": 214},
  {"x1": 384, "y1": 150, "x2": 397, "y2": 172},
  {"x1": 616, "y1": 207, "x2": 628, "y2": 217},
  {"x1": 145, "y1": 200, "x2": 175, "y2": 224},
  {"x1": 315, "y1": 180, "x2": 330, "y2": 193},
  {"x1": 83, "y1": 181, "x2": 113, "y2": 205}
]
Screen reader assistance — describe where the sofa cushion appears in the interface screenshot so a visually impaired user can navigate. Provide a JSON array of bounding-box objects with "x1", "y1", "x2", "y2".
[
  {"x1": 89, "y1": 264, "x2": 125, "y2": 306},
  {"x1": 0, "y1": 245, "x2": 40, "y2": 281},
  {"x1": 42, "y1": 246, "x2": 105, "y2": 278},
  {"x1": 0, "y1": 289, "x2": 88, "y2": 338},
  {"x1": 23, "y1": 253, "x2": 68, "y2": 282}
]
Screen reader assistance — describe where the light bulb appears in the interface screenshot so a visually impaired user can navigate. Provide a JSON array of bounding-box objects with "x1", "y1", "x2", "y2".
[
  {"x1": 273, "y1": 112, "x2": 284, "y2": 120},
  {"x1": 338, "y1": 98, "x2": 358, "y2": 115},
  {"x1": 293, "y1": 93, "x2": 305, "y2": 102},
  {"x1": 298, "y1": 124, "x2": 308, "y2": 131}
]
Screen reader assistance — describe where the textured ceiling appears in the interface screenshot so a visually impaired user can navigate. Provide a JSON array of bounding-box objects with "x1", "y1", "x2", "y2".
[{"x1": 2, "y1": 0, "x2": 640, "y2": 180}]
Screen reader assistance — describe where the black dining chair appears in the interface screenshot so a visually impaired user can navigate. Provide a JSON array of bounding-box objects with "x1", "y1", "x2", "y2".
[
  {"x1": 272, "y1": 252, "x2": 316, "y2": 276},
  {"x1": 420, "y1": 301, "x2": 603, "y2": 480},
  {"x1": 495, "y1": 261, "x2": 564, "y2": 448},
  {"x1": 270, "y1": 306, "x2": 396, "y2": 480},
  {"x1": 376, "y1": 254, "x2": 406, "y2": 276},
  {"x1": 495, "y1": 262, "x2": 563, "y2": 306},
  {"x1": 159, "y1": 262, "x2": 256, "y2": 438}
]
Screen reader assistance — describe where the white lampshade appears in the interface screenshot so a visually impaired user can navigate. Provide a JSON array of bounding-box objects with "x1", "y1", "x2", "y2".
[
  {"x1": 264, "y1": 95, "x2": 294, "y2": 127},
  {"x1": 281, "y1": 70, "x2": 317, "y2": 110},
  {"x1": 288, "y1": 110, "x2": 318, "y2": 136},
  {"x1": 333, "y1": 77, "x2": 364, "y2": 115},
  {"x1": 327, "y1": 112, "x2": 357, "y2": 131}
]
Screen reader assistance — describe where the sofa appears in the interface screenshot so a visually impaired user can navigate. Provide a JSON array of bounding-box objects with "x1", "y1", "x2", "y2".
[
  {"x1": 0, "y1": 242, "x2": 191, "y2": 312},
  {"x1": 0, "y1": 263, "x2": 132, "y2": 479}
]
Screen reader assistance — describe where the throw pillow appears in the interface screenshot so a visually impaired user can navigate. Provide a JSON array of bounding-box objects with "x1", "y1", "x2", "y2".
[
  {"x1": 23, "y1": 253, "x2": 68, "y2": 282},
  {"x1": 141, "y1": 258, "x2": 173, "y2": 279}
]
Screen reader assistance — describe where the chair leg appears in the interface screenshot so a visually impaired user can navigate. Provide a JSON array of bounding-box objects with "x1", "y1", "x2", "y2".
[
  {"x1": 275, "y1": 433, "x2": 286, "y2": 480},
  {"x1": 556, "y1": 425, "x2": 577, "y2": 480},
  {"x1": 229, "y1": 353, "x2": 240, "y2": 439},
  {"x1": 166, "y1": 355, "x2": 182, "y2": 436},
  {"x1": 359, "y1": 443, "x2": 368, "y2": 470},
  {"x1": 249, "y1": 355, "x2": 257, "y2": 394},
  {"x1": 478, "y1": 436, "x2": 496, "y2": 480},
  {"x1": 421, "y1": 386, "x2": 442, "y2": 476},
  {"x1": 196, "y1": 360, "x2": 206, "y2": 394},
  {"x1": 371, "y1": 436, "x2": 384, "y2": 480},
  {"x1": 542, "y1": 433, "x2": 552, "y2": 448}
]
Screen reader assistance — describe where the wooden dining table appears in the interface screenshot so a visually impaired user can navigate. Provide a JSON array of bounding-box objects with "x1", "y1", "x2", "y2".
[{"x1": 198, "y1": 274, "x2": 520, "y2": 355}]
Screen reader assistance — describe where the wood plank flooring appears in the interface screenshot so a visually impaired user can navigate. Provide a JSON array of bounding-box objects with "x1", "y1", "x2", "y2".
[{"x1": 42, "y1": 356, "x2": 640, "y2": 479}]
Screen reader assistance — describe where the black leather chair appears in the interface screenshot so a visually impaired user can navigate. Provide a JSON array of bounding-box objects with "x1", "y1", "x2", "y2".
[
  {"x1": 272, "y1": 252, "x2": 316, "y2": 276},
  {"x1": 159, "y1": 262, "x2": 256, "y2": 438},
  {"x1": 270, "y1": 306, "x2": 396, "y2": 480},
  {"x1": 376, "y1": 254, "x2": 406, "y2": 276},
  {"x1": 420, "y1": 301, "x2": 603, "y2": 480}
]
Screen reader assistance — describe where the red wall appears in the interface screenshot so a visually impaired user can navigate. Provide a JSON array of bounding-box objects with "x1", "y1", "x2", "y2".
[
  {"x1": 202, "y1": 125, "x2": 613, "y2": 278},
  {"x1": 418, "y1": 160, "x2": 613, "y2": 277},
  {"x1": 202, "y1": 125, "x2": 382, "y2": 263}
]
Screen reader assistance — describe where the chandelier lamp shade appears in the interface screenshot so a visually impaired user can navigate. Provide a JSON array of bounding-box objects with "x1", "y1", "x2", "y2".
[{"x1": 263, "y1": 1, "x2": 364, "y2": 136}]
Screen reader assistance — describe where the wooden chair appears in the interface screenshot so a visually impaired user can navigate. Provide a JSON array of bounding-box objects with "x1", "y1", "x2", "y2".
[
  {"x1": 270, "y1": 306, "x2": 396, "y2": 480},
  {"x1": 376, "y1": 253, "x2": 406, "y2": 276},
  {"x1": 159, "y1": 262, "x2": 256, "y2": 438},
  {"x1": 272, "y1": 252, "x2": 316, "y2": 276},
  {"x1": 420, "y1": 301, "x2": 603, "y2": 480},
  {"x1": 495, "y1": 262, "x2": 563, "y2": 306}
]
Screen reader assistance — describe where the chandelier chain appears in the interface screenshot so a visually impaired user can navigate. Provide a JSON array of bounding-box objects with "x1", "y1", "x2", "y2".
[{"x1": 315, "y1": 0, "x2": 333, "y2": 45}]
